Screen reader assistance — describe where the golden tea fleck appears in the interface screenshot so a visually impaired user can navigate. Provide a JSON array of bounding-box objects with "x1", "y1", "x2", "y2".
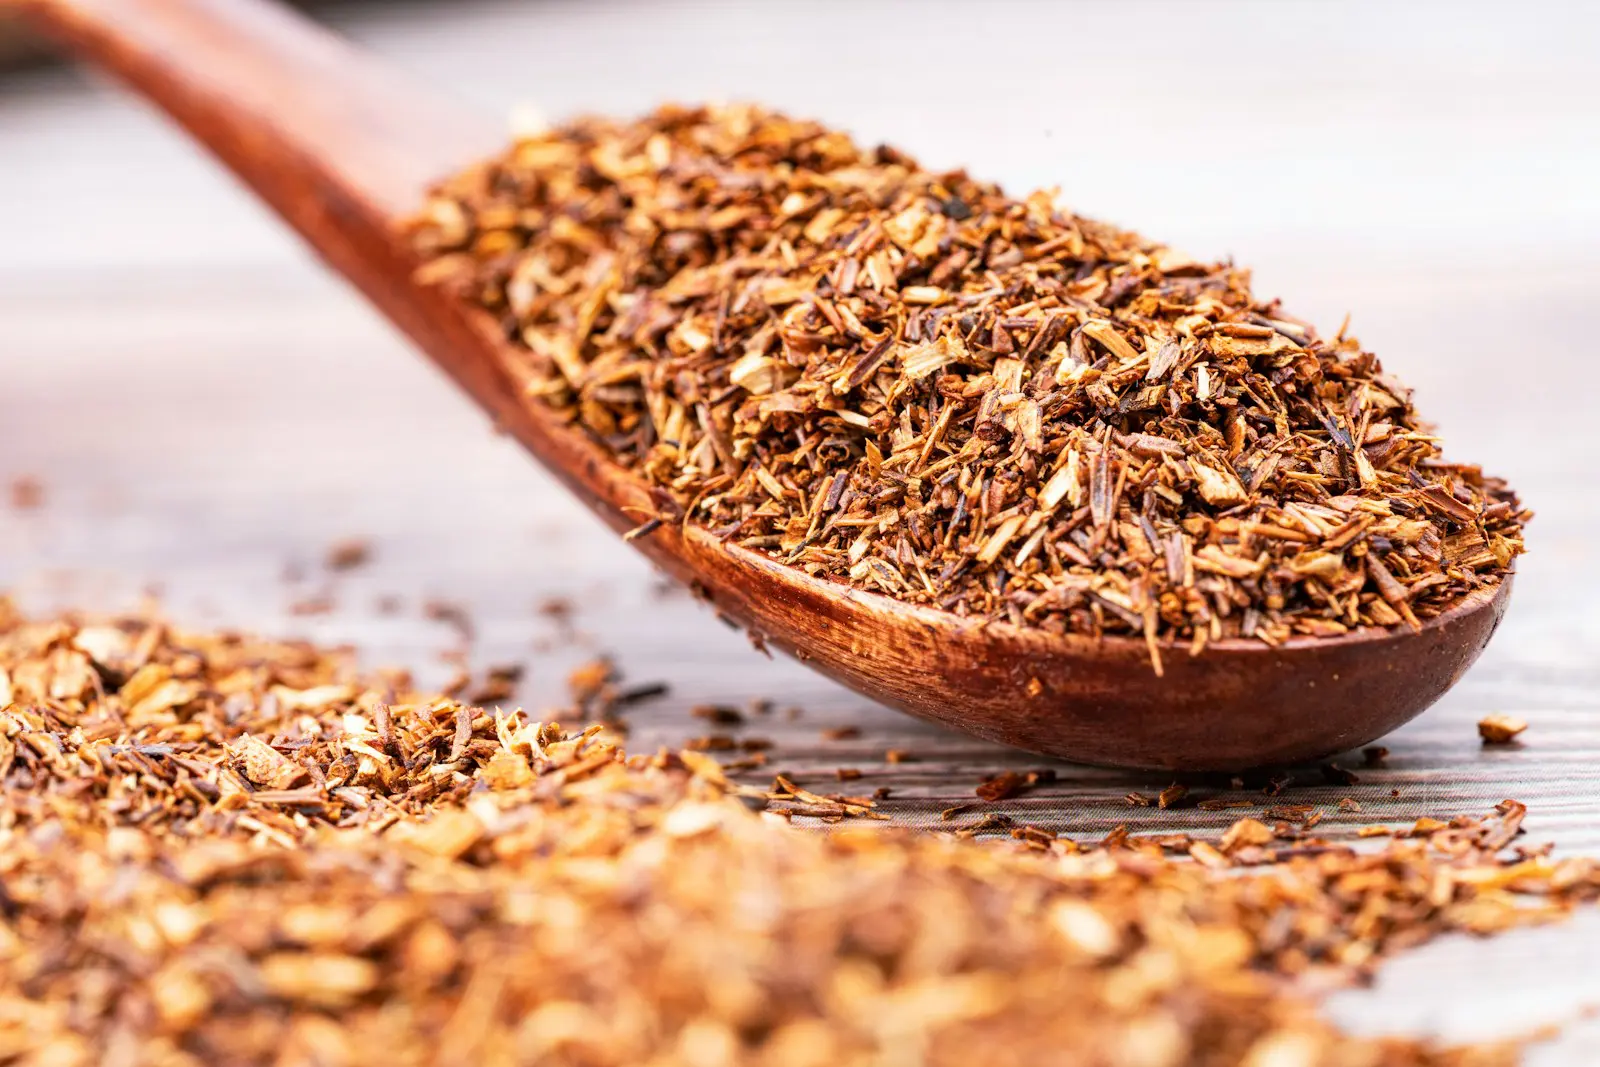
[
  {"x1": 324, "y1": 538, "x2": 372, "y2": 571},
  {"x1": 8, "y1": 476, "x2": 42, "y2": 509},
  {"x1": 1479, "y1": 714, "x2": 1529, "y2": 744}
]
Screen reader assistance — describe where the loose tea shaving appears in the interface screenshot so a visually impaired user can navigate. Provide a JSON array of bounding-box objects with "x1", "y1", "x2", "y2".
[
  {"x1": 2, "y1": 599, "x2": 1592, "y2": 1065},
  {"x1": 323, "y1": 539, "x2": 372, "y2": 572},
  {"x1": 1479, "y1": 715, "x2": 1529, "y2": 745},
  {"x1": 409, "y1": 104, "x2": 1528, "y2": 667},
  {"x1": 8, "y1": 476, "x2": 42, "y2": 510}
]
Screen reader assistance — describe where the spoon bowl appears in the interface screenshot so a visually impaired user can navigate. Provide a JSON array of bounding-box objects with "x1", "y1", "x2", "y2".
[{"x1": 15, "y1": 0, "x2": 1514, "y2": 770}]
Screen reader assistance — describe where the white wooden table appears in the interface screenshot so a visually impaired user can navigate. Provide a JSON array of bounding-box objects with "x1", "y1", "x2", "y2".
[{"x1": 2, "y1": 0, "x2": 1598, "y2": 1058}]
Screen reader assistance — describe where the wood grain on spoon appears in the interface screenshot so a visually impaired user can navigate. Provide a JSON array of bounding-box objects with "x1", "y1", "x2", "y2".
[{"x1": 12, "y1": 0, "x2": 1513, "y2": 770}]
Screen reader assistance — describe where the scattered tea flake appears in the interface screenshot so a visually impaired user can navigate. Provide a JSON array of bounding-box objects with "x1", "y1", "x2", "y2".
[
  {"x1": 614, "y1": 681, "x2": 670, "y2": 708},
  {"x1": 1048, "y1": 900, "x2": 1121, "y2": 960},
  {"x1": 481, "y1": 748, "x2": 535, "y2": 790},
  {"x1": 976, "y1": 771, "x2": 1028, "y2": 802},
  {"x1": 536, "y1": 595, "x2": 575, "y2": 622},
  {"x1": 324, "y1": 539, "x2": 372, "y2": 571},
  {"x1": 1264, "y1": 804, "x2": 1316, "y2": 823},
  {"x1": 229, "y1": 735, "x2": 308, "y2": 790},
  {"x1": 391, "y1": 809, "x2": 485, "y2": 859},
  {"x1": 278, "y1": 684, "x2": 357, "y2": 713},
  {"x1": 121, "y1": 664, "x2": 199, "y2": 721},
  {"x1": 677, "y1": 748, "x2": 728, "y2": 786},
  {"x1": 622, "y1": 516, "x2": 664, "y2": 542},
  {"x1": 1198, "y1": 797, "x2": 1258, "y2": 812},
  {"x1": 259, "y1": 952, "x2": 381, "y2": 1007},
  {"x1": 1190, "y1": 457, "x2": 1248, "y2": 508},
  {"x1": 9, "y1": 476, "x2": 43, "y2": 509},
  {"x1": 422, "y1": 598, "x2": 475, "y2": 643},
  {"x1": 1320, "y1": 763, "x2": 1360, "y2": 787},
  {"x1": 288, "y1": 594, "x2": 335, "y2": 616},
  {"x1": 691, "y1": 703, "x2": 744, "y2": 726},
  {"x1": 1220, "y1": 817, "x2": 1276, "y2": 854},
  {"x1": 1479, "y1": 715, "x2": 1528, "y2": 744},
  {"x1": 1081, "y1": 318, "x2": 1141, "y2": 364},
  {"x1": 150, "y1": 964, "x2": 214, "y2": 1029},
  {"x1": 568, "y1": 657, "x2": 614, "y2": 699},
  {"x1": 950, "y1": 812, "x2": 1016, "y2": 836},
  {"x1": 1157, "y1": 782, "x2": 1190, "y2": 810},
  {"x1": 468, "y1": 663, "x2": 523, "y2": 704}
]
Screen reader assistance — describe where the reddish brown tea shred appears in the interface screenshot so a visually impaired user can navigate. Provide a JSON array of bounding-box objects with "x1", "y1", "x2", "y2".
[
  {"x1": 324, "y1": 538, "x2": 372, "y2": 572},
  {"x1": 1479, "y1": 714, "x2": 1529, "y2": 744},
  {"x1": 8, "y1": 476, "x2": 42, "y2": 510}
]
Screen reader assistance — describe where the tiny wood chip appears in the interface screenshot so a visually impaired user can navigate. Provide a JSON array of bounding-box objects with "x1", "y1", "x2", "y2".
[{"x1": 1479, "y1": 714, "x2": 1529, "y2": 744}]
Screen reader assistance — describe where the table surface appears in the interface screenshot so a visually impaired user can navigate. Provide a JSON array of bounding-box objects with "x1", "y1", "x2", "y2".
[{"x1": 3, "y1": 0, "x2": 1598, "y2": 1058}]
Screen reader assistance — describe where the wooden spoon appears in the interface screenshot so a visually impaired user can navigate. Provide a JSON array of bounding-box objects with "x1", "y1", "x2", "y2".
[{"x1": 13, "y1": 0, "x2": 1513, "y2": 771}]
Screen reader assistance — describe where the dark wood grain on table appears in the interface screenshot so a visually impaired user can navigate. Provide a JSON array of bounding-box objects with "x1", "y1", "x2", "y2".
[{"x1": 2, "y1": 0, "x2": 1599, "y2": 1051}]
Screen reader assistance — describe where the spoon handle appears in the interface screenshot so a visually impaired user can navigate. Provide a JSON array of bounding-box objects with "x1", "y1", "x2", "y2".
[
  {"x1": 14, "y1": 0, "x2": 535, "y2": 454},
  {"x1": 14, "y1": 0, "x2": 498, "y2": 218}
]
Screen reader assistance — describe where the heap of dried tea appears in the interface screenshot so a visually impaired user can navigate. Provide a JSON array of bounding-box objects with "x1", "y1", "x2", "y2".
[
  {"x1": 1, "y1": 599, "x2": 1591, "y2": 1066},
  {"x1": 411, "y1": 105, "x2": 1527, "y2": 656}
]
